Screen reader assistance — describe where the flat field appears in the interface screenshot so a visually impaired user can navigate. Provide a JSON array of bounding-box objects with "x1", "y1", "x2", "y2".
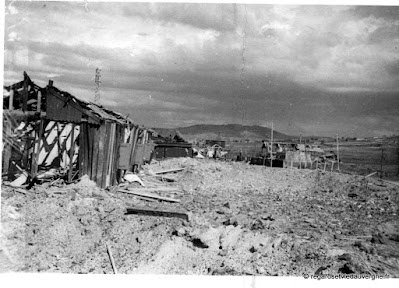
[
  {"x1": 224, "y1": 139, "x2": 399, "y2": 181},
  {"x1": 322, "y1": 140, "x2": 399, "y2": 181}
]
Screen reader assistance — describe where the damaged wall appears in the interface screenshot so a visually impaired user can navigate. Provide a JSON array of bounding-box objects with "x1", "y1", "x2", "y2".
[{"x1": 3, "y1": 72, "x2": 155, "y2": 188}]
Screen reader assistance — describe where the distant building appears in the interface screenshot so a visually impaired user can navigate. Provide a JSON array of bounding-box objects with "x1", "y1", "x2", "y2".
[{"x1": 205, "y1": 140, "x2": 226, "y2": 148}]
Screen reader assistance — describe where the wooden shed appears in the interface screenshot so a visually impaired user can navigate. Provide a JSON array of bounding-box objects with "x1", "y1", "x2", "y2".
[
  {"x1": 153, "y1": 142, "x2": 193, "y2": 160},
  {"x1": 2, "y1": 72, "x2": 154, "y2": 188}
]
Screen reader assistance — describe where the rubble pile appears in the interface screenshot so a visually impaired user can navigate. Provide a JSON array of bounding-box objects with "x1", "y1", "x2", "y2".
[{"x1": 1, "y1": 158, "x2": 398, "y2": 275}]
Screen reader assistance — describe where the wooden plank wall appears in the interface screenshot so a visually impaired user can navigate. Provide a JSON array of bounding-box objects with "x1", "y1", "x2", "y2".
[
  {"x1": 85, "y1": 121, "x2": 124, "y2": 188},
  {"x1": 31, "y1": 118, "x2": 44, "y2": 176},
  {"x1": 91, "y1": 124, "x2": 100, "y2": 181},
  {"x1": 3, "y1": 115, "x2": 127, "y2": 188},
  {"x1": 79, "y1": 122, "x2": 93, "y2": 178},
  {"x1": 112, "y1": 124, "x2": 123, "y2": 185}
]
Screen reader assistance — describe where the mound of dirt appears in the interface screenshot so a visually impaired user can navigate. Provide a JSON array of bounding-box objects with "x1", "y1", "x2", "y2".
[{"x1": 1, "y1": 158, "x2": 398, "y2": 275}]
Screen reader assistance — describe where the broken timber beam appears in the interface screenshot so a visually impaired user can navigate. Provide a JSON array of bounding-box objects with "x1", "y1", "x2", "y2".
[
  {"x1": 118, "y1": 189, "x2": 180, "y2": 202},
  {"x1": 154, "y1": 168, "x2": 185, "y2": 175},
  {"x1": 126, "y1": 206, "x2": 189, "y2": 221}
]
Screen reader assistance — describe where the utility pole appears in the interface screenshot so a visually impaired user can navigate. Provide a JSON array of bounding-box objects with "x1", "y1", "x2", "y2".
[
  {"x1": 270, "y1": 122, "x2": 273, "y2": 168},
  {"x1": 94, "y1": 67, "x2": 101, "y2": 105},
  {"x1": 380, "y1": 146, "x2": 384, "y2": 178},
  {"x1": 336, "y1": 133, "x2": 340, "y2": 171}
]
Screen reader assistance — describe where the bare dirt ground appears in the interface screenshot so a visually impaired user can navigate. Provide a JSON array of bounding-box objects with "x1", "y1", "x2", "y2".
[{"x1": 1, "y1": 157, "x2": 399, "y2": 276}]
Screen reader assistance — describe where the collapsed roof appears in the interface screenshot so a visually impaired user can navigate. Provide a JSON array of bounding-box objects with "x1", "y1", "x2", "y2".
[{"x1": 3, "y1": 71, "x2": 136, "y2": 126}]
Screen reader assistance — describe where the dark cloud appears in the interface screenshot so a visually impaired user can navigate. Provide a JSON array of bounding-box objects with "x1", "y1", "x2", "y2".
[
  {"x1": 385, "y1": 60, "x2": 399, "y2": 76},
  {"x1": 367, "y1": 24, "x2": 399, "y2": 44},
  {"x1": 122, "y1": 3, "x2": 238, "y2": 32},
  {"x1": 351, "y1": 6, "x2": 399, "y2": 20},
  {"x1": 4, "y1": 2, "x2": 399, "y2": 137}
]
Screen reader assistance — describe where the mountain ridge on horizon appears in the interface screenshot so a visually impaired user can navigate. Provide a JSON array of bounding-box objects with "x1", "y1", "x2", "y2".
[{"x1": 152, "y1": 123, "x2": 293, "y2": 141}]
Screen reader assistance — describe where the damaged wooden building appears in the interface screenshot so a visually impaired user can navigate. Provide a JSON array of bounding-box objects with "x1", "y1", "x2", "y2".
[{"x1": 2, "y1": 72, "x2": 155, "y2": 188}]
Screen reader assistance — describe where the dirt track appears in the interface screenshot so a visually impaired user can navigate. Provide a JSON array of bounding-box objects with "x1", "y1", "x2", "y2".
[{"x1": 1, "y1": 158, "x2": 399, "y2": 276}]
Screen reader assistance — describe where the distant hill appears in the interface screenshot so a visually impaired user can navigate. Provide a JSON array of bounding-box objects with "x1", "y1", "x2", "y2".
[{"x1": 152, "y1": 124, "x2": 292, "y2": 142}]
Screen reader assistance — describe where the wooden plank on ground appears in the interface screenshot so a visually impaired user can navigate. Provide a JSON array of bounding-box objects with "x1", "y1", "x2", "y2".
[
  {"x1": 118, "y1": 189, "x2": 180, "y2": 202},
  {"x1": 154, "y1": 168, "x2": 185, "y2": 175},
  {"x1": 128, "y1": 195, "x2": 158, "y2": 202},
  {"x1": 127, "y1": 187, "x2": 183, "y2": 194},
  {"x1": 365, "y1": 171, "x2": 378, "y2": 178},
  {"x1": 128, "y1": 186, "x2": 179, "y2": 192},
  {"x1": 125, "y1": 206, "x2": 189, "y2": 221},
  {"x1": 105, "y1": 242, "x2": 118, "y2": 274}
]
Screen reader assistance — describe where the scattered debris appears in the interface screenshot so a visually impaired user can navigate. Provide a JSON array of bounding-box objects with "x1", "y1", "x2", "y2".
[
  {"x1": 155, "y1": 175, "x2": 177, "y2": 182},
  {"x1": 10, "y1": 174, "x2": 28, "y2": 187},
  {"x1": 1, "y1": 157, "x2": 398, "y2": 275},
  {"x1": 123, "y1": 173, "x2": 145, "y2": 186}
]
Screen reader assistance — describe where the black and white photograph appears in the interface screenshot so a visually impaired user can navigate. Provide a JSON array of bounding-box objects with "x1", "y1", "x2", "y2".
[{"x1": 1, "y1": 0, "x2": 399, "y2": 280}]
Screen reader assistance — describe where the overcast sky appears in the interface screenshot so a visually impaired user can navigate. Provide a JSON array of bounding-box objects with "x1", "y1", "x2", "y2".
[{"x1": 3, "y1": 1, "x2": 399, "y2": 137}]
